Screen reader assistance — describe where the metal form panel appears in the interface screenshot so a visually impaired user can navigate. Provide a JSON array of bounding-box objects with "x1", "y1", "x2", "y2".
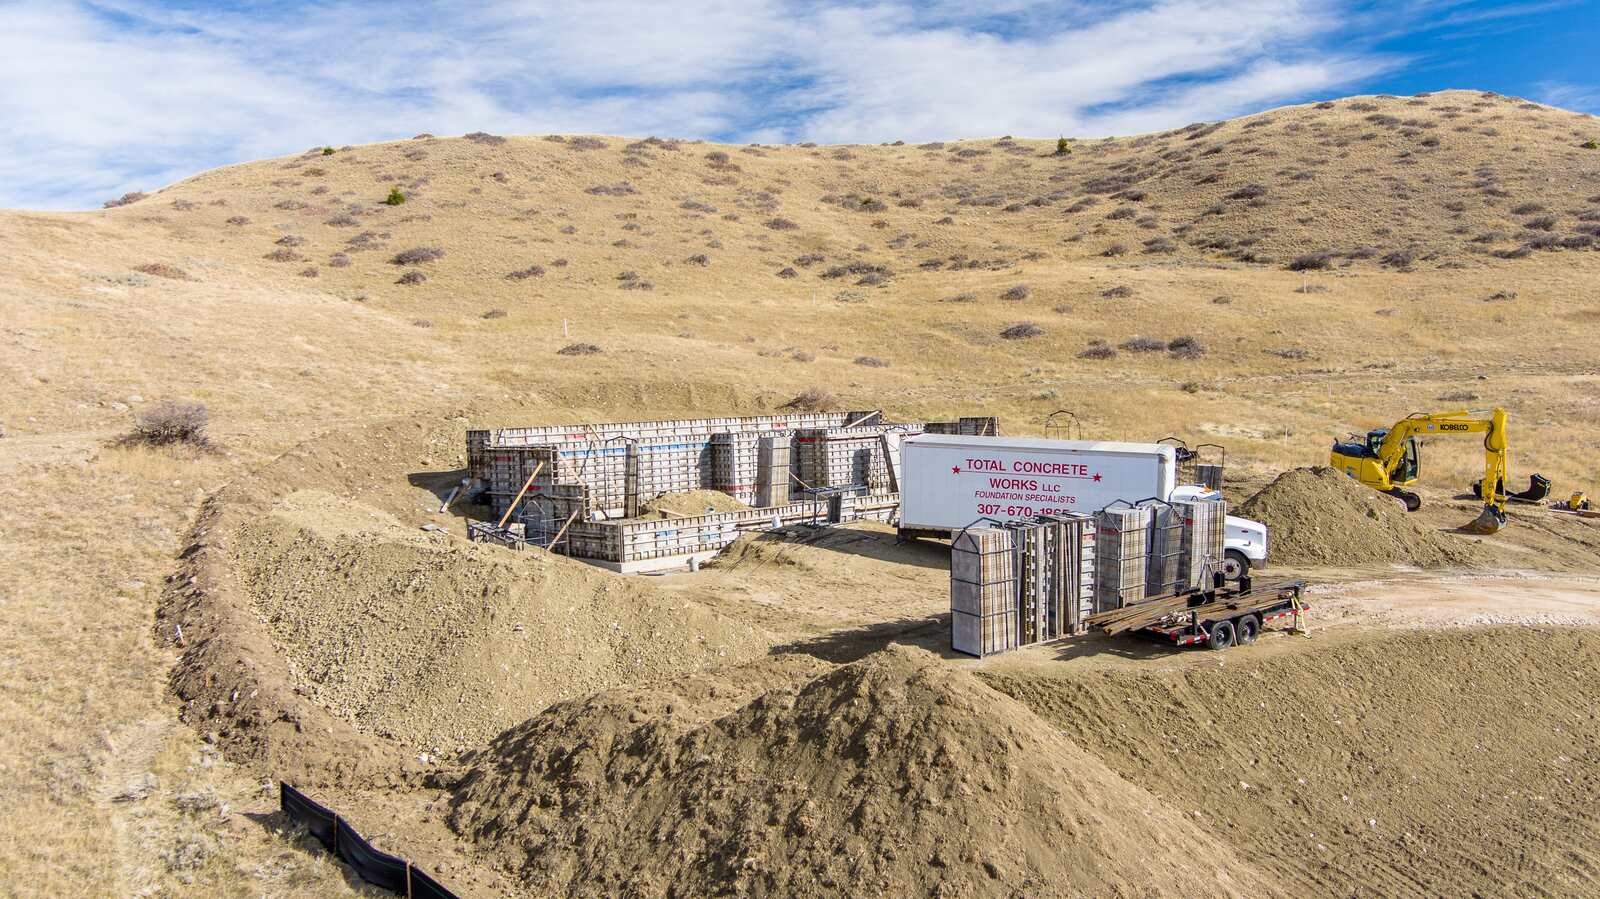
[
  {"x1": 793, "y1": 426, "x2": 919, "y2": 496},
  {"x1": 754, "y1": 436, "x2": 791, "y2": 507},
  {"x1": 1143, "y1": 501, "x2": 1184, "y2": 598},
  {"x1": 711, "y1": 433, "x2": 761, "y2": 505}
]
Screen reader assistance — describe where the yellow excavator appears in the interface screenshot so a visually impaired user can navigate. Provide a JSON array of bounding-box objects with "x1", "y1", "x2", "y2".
[{"x1": 1329, "y1": 407, "x2": 1549, "y2": 534}]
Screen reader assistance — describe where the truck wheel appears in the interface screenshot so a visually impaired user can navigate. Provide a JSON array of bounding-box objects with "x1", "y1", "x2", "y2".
[
  {"x1": 1222, "y1": 550, "x2": 1249, "y2": 581},
  {"x1": 1207, "y1": 620, "x2": 1236, "y2": 651},
  {"x1": 1236, "y1": 614, "x2": 1260, "y2": 645}
]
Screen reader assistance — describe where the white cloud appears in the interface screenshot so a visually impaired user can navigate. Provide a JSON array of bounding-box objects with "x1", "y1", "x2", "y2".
[
  {"x1": 0, "y1": 0, "x2": 1422, "y2": 209},
  {"x1": 1536, "y1": 81, "x2": 1600, "y2": 115}
]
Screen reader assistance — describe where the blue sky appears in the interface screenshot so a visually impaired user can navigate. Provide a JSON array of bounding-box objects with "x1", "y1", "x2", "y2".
[{"x1": 0, "y1": 0, "x2": 1594, "y2": 210}]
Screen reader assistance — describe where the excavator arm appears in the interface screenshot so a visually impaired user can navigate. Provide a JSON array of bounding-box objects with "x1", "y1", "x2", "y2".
[
  {"x1": 1376, "y1": 408, "x2": 1506, "y2": 504},
  {"x1": 1333, "y1": 407, "x2": 1545, "y2": 534}
]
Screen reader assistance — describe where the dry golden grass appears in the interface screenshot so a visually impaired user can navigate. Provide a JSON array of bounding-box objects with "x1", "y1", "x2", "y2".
[{"x1": 0, "y1": 89, "x2": 1597, "y2": 892}]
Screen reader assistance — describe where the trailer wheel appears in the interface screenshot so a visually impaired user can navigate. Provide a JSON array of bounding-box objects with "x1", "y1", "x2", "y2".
[
  {"x1": 1236, "y1": 614, "x2": 1260, "y2": 645},
  {"x1": 1222, "y1": 550, "x2": 1249, "y2": 582},
  {"x1": 1207, "y1": 620, "x2": 1236, "y2": 651}
]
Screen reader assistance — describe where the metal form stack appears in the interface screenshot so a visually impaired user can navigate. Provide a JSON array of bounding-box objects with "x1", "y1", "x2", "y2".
[
  {"x1": 1011, "y1": 515, "x2": 1095, "y2": 644},
  {"x1": 1177, "y1": 497, "x2": 1227, "y2": 589},
  {"x1": 1094, "y1": 505, "x2": 1151, "y2": 612},
  {"x1": 1194, "y1": 463, "x2": 1225, "y2": 490},
  {"x1": 950, "y1": 515, "x2": 1095, "y2": 657},
  {"x1": 950, "y1": 528, "x2": 1018, "y2": 657},
  {"x1": 1143, "y1": 501, "x2": 1185, "y2": 598}
]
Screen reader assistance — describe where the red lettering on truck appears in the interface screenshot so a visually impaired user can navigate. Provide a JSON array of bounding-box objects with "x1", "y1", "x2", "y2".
[{"x1": 1012, "y1": 460, "x2": 1090, "y2": 476}]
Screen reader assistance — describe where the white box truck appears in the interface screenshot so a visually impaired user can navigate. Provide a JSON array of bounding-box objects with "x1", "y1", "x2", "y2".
[{"x1": 899, "y1": 434, "x2": 1268, "y2": 579}]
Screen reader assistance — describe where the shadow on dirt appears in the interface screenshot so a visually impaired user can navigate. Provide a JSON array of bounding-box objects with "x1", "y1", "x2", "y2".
[
  {"x1": 407, "y1": 468, "x2": 487, "y2": 521},
  {"x1": 771, "y1": 615, "x2": 952, "y2": 663},
  {"x1": 777, "y1": 526, "x2": 951, "y2": 571}
]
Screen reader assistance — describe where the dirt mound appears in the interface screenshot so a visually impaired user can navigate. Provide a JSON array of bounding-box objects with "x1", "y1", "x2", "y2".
[
  {"x1": 982, "y1": 627, "x2": 1600, "y2": 899},
  {"x1": 1239, "y1": 467, "x2": 1484, "y2": 568},
  {"x1": 231, "y1": 490, "x2": 771, "y2": 755},
  {"x1": 638, "y1": 489, "x2": 750, "y2": 519},
  {"x1": 447, "y1": 644, "x2": 1279, "y2": 898},
  {"x1": 705, "y1": 531, "x2": 819, "y2": 573}
]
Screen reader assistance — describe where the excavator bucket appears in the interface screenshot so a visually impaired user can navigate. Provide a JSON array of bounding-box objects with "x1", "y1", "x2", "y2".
[
  {"x1": 1464, "y1": 504, "x2": 1506, "y2": 535},
  {"x1": 1508, "y1": 474, "x2": 1551, "y2": 504}
]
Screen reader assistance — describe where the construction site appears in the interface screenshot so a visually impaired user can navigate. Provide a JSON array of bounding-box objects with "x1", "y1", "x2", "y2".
[
  {"x1": 5, "y1": 85, "x2": 1600, "y2": 899},
  {"x1": 155, "y1": 400, "x2": 1600, "y2": 899}
]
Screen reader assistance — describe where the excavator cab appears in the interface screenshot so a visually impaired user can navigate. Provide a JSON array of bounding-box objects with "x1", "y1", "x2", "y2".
[
  {"x1": 1392, "y1": 435, "x2": 1419, "y2": 483},
  {"x1": 1331, "y1": 430, "x2": 1422, "y2": 509}
]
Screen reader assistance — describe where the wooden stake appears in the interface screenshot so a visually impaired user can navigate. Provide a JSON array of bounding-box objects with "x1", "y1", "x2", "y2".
[
  {"x1": 548, "y1": 505, "x2": 582, "y2": 551},
  {"x1": 438, "y1": 484, "x2": 462, "y2": 514},
  {"x1": 497, "y1": 461, "x2": 546, "y2": 528}
]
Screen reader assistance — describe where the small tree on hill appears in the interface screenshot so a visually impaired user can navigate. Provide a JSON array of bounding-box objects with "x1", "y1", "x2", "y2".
[
  {"x1": 384, "y1": 187, "x2": 406, "y2": 205},
  {"x1": 1054, "y1": 136, "x2": 1072, "y2": 156}
]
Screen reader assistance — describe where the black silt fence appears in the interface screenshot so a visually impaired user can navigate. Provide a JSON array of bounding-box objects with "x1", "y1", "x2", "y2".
[{"x1": 280, "y1": 782, "x2": 458, "y2": 899}]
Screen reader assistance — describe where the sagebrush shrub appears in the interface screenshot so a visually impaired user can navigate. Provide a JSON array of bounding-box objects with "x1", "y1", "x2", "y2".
[
  {"x1": 1167, "y1": 335, "x2": 1204, "y2": 358},
  {"x1": 1287, "y1": 252, "x2": 1332, "y2": 271},
  {"x1": 103, "y1": 191, "x2": 147, "y2": 208},
  {"x1": 782, "y1": 388, "x2": 836, "y2": 411},
  {"x1": 1120, "y1": 335, "x2": 1167, "y2": 352},
  {"x1": 134, "y1": 263, "x2": 189, "y2": 280},
  {"x1": 1000, "y1": 322, "x2": 1043, "y2": 340},
  {"x1": 391, "y1": 246, "x2": 444, "y2": 265},
  {"x1": 126, "y1": 400, "x2": 210, "y2": 448}
]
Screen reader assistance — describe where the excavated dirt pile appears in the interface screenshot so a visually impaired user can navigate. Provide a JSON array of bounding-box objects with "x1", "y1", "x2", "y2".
[
  {"x1": 231, "y1": 490, "x2": 770, "y2": 755},
  {"x1": 446, "y1": 644, "x2": 1280, "y2": 898},
  {"x1": 1239, "y1": 467, "x2": 1484, "y2": 567}
]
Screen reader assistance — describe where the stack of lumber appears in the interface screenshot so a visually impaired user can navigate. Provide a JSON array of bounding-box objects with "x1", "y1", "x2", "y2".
[{"x1": 1084, "y1": 594, "x2": 1198, "y2": 635}]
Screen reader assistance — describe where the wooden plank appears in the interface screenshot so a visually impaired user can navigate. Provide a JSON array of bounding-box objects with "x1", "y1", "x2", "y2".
[{"x1": 496, "y1": 461, "x2": 546, "y2": 528}]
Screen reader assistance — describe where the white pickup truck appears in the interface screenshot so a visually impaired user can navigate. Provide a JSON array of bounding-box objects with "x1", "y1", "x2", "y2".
[{"x1": 898, "y1": 434, "x2": 1268, "y2": 579}]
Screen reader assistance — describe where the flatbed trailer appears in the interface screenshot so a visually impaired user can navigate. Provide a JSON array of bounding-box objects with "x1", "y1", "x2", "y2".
[{"x1": 1085, "y1": 577, "x2": 1307, "y2": 650}]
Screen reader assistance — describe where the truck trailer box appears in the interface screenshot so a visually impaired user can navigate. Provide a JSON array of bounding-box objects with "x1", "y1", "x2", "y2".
[
  {"x1": 900, "y1": 435, "x2": 1179, "y2": 530},
  {"x1": 901, "y1": 434, "x2": 1270, "y2": 576}
]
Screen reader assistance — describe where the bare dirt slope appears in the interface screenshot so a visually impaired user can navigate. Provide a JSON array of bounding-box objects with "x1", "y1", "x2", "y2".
[
  {"x1": 234, "y1": 490, "x2": 770, "y2": 754},
  {"x1": 2, "y1": 89, "x2": 1599, "y2": 897}
]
